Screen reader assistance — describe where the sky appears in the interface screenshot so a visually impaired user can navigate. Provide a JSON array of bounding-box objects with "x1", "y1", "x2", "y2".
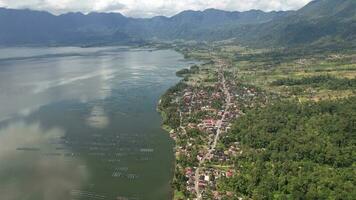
[{"x1": 0, "y1": 0, "x2": 313, "y2": 18}]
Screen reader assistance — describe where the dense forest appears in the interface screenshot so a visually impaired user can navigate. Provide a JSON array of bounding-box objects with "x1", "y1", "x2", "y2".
[
  {"x1": 272, "y1": 75, "x2": 356, "y2": 90},
  {"x1": 219, "y1": 97, "x2": 356, "y2": 199}
]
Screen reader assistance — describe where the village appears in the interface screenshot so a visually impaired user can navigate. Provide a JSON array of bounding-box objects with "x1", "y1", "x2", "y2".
[{"x1": 162, "y1": 57, "x2": 267, "y2": 199}]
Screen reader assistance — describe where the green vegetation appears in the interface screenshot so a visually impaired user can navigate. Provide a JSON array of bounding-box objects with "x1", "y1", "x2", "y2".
[
  {"x1": 164, "y1": 37, "x2": 356, "y2": 199},
  {"x1": 271, "y1": 75, "x2": 356, "y2": 90},
  {"x1": 228, "y1": 47, "x2": 356, "y2": 101},
  {"x1": 219, "y1": 97, "x2": 356, "y2": 199},
  {"x1": 176, "y1": 65, "x2": 200, "y2": 77},
  {"x1": 159, "y1": 82, "x2": 188, "y2": 129}
]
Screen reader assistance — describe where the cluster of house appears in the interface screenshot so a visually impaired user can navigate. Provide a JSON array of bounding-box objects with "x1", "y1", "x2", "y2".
[
  {"x1": 167, "y1": 60, "x2": 269, "y2": 199},
  {"x1": 180, "y1": 82, "x2": 242, "y2": 134},
  {"x1": 184, "y1": 166, "x2": 236, "y2": 199},
  {"x1": 182, "y1": 88, "x2": 222, "y2": 110}
]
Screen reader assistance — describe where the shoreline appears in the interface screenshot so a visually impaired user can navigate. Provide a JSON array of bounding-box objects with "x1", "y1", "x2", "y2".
[
  {"x1": 156, "y1": 52, "x2": 230, "y2": 199},
  {"x1": 157, "y1": 49, "x2": 209, "y2": 199},
  {"x1": 156, "y1": 49, "x2": 268, "y2": 199},
  {"x1": 156, "y1": 50, "x2": 205, "y2": 200},
  {"x1": 158, "y1": 100, "x2": 177, "y2": 200}
]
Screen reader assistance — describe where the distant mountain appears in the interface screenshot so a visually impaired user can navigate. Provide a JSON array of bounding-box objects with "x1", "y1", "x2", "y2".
[
  {"x1": 134, "y1": 9, "x2": 292, "y2": 40},
  {"x1": 0, "y1": 0, "x2": 355, "y2": 47},
  {"x1": 0, "y1": 7, "x2": 290, "y2": 46},
  {"x1": 0, "y1": 8, "x2": 135, "y2": 45},
  {"x1": 235, "y1": 0, "x2": 356, "y2": 47}
]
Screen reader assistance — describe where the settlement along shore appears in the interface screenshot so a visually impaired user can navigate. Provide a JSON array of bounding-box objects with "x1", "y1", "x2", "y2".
[{"x1": 158, "y1": 51, "x2": 268, "y2": 199}]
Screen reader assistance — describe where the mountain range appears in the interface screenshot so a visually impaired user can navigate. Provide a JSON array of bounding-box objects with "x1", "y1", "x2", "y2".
[{"x1": 0, "y1": 0, "x2": 355, "y2": 47}]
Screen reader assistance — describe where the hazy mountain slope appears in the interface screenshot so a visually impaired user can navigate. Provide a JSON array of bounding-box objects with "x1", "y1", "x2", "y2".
[
  {"x1": 0, "y1": 8, "x2": 58, "y2": 45},
  {"x1": 0, "y1": 0, "x2": 355, "y2": 47},
  {"x1": 132, "y1": 9, "x2": 289, "y2": 40},
  {"x1": 0, "y1": 8, "x2": 135, "y2": 45},
  {"x1": 236, "y1": 0, "x2": 356, "y2": 47},
  {"x1": 0, "y1": 7, "x2": 290, "y2": 45}
]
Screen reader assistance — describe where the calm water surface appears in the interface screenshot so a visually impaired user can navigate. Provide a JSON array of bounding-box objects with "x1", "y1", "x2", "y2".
[{"x1": 0, "y1": 46, "x2": 197, "y2": 200}]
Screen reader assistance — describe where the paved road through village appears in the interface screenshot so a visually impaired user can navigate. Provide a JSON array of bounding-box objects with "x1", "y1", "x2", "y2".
[{"x1": 194, "y1": 59, "x2": 232, "y2": 199}]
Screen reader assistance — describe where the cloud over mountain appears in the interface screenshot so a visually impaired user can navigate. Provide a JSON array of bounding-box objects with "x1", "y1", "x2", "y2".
[{"x1": 0, "y1": 0, "x2": 312, "y2": 17}]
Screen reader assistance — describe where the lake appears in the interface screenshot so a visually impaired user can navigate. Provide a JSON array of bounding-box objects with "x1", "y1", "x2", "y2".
[{"x1": 0, "y1": 46, "x2": 197, "y2": 200}]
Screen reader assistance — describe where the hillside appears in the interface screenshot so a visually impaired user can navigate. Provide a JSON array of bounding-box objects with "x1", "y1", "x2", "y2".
[
  {"x1": 236, "y1": 0, "x2": 356, "y2": 47},
  {"x1": 0, "y1": 7, "x2": 285, "y2": 46},
  {"x1": 134, "y1": 9, "x2": 291, "y2": 41},
  {"x1": 0, "y1": 0, "x2": 355, "y2": 47},
  {"x1": 0, "y1": 8, "x2": 136, "y2": 45}
]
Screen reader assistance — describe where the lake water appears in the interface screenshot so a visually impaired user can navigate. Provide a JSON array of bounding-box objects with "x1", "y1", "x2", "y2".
[{"x1": 0, "y1": 46, "x2": 197, "y2": 200}]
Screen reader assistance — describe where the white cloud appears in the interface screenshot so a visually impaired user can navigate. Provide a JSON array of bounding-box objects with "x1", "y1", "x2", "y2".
[{"x1": 0, "y1": 0, "x2": 313, "y2": 17}]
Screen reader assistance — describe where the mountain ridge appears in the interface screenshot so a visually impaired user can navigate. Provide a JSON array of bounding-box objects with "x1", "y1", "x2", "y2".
[
  {"x1": 0, "y1": 7, "x2": 289, "y2": 45},
  {"x1": 0, "y1": 0, "x2": 355, "y2": 47}
]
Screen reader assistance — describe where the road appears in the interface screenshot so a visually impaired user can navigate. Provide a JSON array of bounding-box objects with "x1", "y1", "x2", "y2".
[{"x1": 194, "y1": 59, "x2": 232, "y2": 199}]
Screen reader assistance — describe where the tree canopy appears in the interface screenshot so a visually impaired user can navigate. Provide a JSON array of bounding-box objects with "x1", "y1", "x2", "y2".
[{"x1": 220, "y1": 97, "x2": 356, "y2": 199}]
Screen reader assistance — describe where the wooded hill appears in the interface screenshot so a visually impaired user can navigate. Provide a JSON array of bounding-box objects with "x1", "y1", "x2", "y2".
[{"x1": 0, "y1": 0, "x2": 355, "y2": 47}]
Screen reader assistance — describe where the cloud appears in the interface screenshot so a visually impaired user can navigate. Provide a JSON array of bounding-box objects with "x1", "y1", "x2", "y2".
[
  {"x1": 95, "y1": 0, "x2": 126, "y2": 12},
  {"x1": 0, "y1": 0, "x2": 313, "y2": 17}
]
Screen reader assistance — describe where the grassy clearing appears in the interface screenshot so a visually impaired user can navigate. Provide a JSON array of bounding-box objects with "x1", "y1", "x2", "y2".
[{"x1": 173, "y1": 190, "x2": 185, "y2": 200}]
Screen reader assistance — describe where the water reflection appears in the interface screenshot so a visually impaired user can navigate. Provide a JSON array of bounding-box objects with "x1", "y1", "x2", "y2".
[
  {"x1": 87, "y1": 106, "x2": 109, "y2": 129},
  {"x1": 0, "y1": 122, "x2": 88, "y2": 200},
  {"x1": 0, "y1": 47, "x2": 120, "y2": 122},
  {"x1": 0, "y1": 47, "x2": 200, "y2": 199}
]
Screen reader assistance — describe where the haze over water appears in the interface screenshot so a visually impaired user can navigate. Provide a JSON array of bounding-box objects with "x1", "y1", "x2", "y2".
[{"x1": 0, "y1": 46, "x2": 197, "y2": 200}]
